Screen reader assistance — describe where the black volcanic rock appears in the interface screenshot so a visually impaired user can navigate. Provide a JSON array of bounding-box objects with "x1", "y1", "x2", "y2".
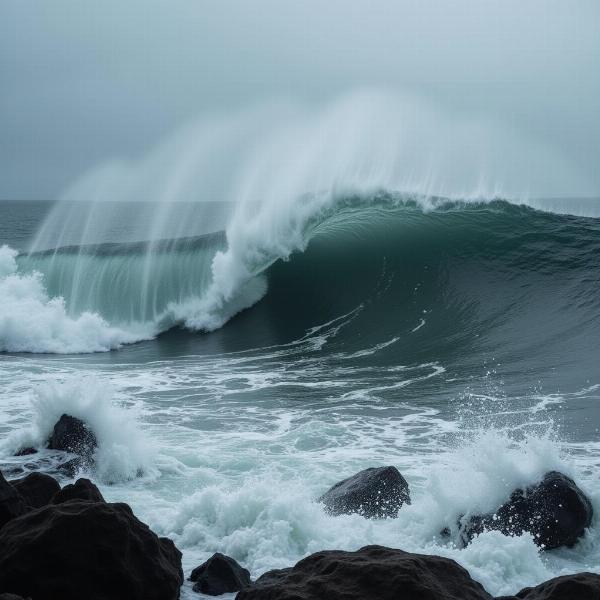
[
  {"x1": 318, "y1": 466, "x2": 410, "y2": 518},
  {"x1": 513, "y1": 572, "x2": 600, "y2": 599},
  {"x1": 14, "y1": 447, "x2": 37, "y2": 457},
  {"x1": 0, "y1": 501, "x2": 183, "y2": 600},
  {"x1": 236, "y1": 545, "x2": 492, "y2": 600},
  {"x1": 190, "y1": 552, "x2": 251, "y2": 595},
  {"x1": 0, "y1": 471, "x2": 27, "y2": 529},
  {"x1": 52, "y1": 478, "x2": 105, "y2": 504},
  {"x1": 461, "y1": 471, "x2": 593, "y2": 550},
  {"x1": 47, "y1": 414, "x2": 97, "y2": 465},
  {"x1": 10, "y1": 473, "x2": 60, "y2": 509}
]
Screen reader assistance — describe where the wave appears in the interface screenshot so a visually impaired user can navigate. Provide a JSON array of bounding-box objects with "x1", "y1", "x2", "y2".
[{"x1": 2, "y1": 195, "x2": 600, "y2": 359}]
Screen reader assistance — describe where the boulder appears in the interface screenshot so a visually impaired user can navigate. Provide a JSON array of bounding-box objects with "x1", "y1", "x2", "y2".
[
  {"x1": 0, "y1": 471, "x2": 27, "y2": 529},
  {"x1": 0, "y1": 501, "x2": 183, "y2": 600},
  {"x1": 460, "y1": 471, "x2": 593, "y2": 550},
  {"x1": 47, "y1": 414, "x2": 97, "y2": 465},
  {"x1": 318, "y1": 466, "x2": 410, "y2": 518},
  {"x1": 10, "y1": 473, "x2": 60, "y2": 509},
  {"x1": 189, "y1": 553, "x2": 251, "y2": 595},
  {"x1": 14, "y1": 447, "x2": 37, "y2": 457},
  {"x1": 52, "y1": 478, "x2": 105, "y2": 504},
  {"x1": 237, "y1": 545, "x2": 492, "y2": 600},
  {"x1": 513, "y1": 572, "x2": 600, "y2": 599}
]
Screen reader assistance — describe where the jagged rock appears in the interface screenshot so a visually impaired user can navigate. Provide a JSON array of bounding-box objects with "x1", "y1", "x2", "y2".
[
  {"x1": 52, "y1": 478, "x2": 105, "y2": 504},
  {"x1": 0, "y1": 501, "x2": 183, "y2": 600},
  {"x1": 10, "y1": 473, "x2": 60, "y2": 509},
  {"x1": 318, "y1": 466, "x2": 410, "y2": 518},
  {"x1": 237, "y1": 545, "x2": 492, "y2": 600},
  {"x1": 0, "y1": 471, "x2": 27, "y2": 529},
  {"x1": 47, "y1": 414, "x2": 97, "y2": 465},
  {"x1": 512, "y1": 572, "x2": 600, "y2": 599},
  {"x1": 190, "y1": 553, "x2": 251, "y2": 595},
  {"x1": 460, "y1": 471, "x2": 593, "y2": 550}
]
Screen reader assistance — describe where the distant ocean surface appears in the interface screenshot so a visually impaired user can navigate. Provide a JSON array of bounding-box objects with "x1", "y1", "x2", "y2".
[{"x1": 1, "y1": 197, "x2": 599, "y2": 598}]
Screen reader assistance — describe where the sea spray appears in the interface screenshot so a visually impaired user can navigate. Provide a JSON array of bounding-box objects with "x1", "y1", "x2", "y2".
[{"x1": 4, "y1": 377, "x2": 156, "y2": 483}]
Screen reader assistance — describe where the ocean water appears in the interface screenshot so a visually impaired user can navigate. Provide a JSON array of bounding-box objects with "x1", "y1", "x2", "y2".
[{"x1": 1, "y1": 196, "x2": 600, "y2": 599}]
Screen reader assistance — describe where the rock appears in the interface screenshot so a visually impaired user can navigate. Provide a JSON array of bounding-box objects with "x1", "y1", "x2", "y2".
[
  {"x1": 513, "y1": 572, "x2": 600, "y2": 599},
  {"x1": 9, "y1": 473, "x2": 60, "y2": 509},
  {"x1": 237, "y1": 545, "x2": 492, "y2": 600},
  {"x1": 47, "y1": 414, "x2": 97, "y2": 465},
  {"x1": 14, "y1": 447, "x2": 37, "y2": 457},
  {"x1": 0, "y1": 594, "x2": 28, "y2": 600},
  {"x1": 318, "y1": 466, "x2": 410, "y2": 518},
  {"x1": 0, "y1": 501, "x2": 183, "y2": 600},
  {"x1": 460, "y1": 471, "x2": 593, "y2": 550},
  {"x1": 0, "y1": 471, "x2": 27, "y2": 529},
  {"x1": 52, "y1": 478, "x2": 105, "y2": 504},
  {"x1": 190, "y1": 553, "x2": 251, "y2": 595}
]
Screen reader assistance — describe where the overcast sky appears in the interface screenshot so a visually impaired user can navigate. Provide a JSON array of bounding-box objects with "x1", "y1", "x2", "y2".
[{"x1": 1, "y1": 0, "x2": 599, "y2": 200}]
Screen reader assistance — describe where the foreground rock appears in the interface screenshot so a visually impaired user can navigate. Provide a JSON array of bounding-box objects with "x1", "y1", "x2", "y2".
[
  {"x1": 47, "y1": 414, "x2": 98, "y2": 467},
  {"x1": 52, "y1": 478, "x2": 105, "y2": 504},
  {"x1": 0, "y1": 471, "x2": 27, "y2": 529},
  {"x1": 190, "y1": 553, "x2": 251, "y2": 595},
  {"x1": 318, "y1": 466, "x2": 410, "y2": 518},
  {"x1": 0, "y1": 501, "x2": 183, "y2": 600},
  {"x1": 510, "y1": 572, "x2": 600, "y2": 599},
  {"x1": 461, "y1": 471, "x2": 593, "y2": 550},
  {"x1": 237, "y1": 545, "x2": 492, "y2": 600},
  {"x1": 10, "y1": 473, "x2": 60, "y2": 509}
]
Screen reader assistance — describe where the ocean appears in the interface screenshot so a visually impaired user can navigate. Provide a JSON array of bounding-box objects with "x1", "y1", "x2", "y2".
[{"x1": 1, "y1": 196, "x2": 599, "y2": 598}]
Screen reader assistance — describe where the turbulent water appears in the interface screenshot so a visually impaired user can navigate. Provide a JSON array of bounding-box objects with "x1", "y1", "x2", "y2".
[{"x1": 1, "y1": 195, "x2": 600, "y2": 599}]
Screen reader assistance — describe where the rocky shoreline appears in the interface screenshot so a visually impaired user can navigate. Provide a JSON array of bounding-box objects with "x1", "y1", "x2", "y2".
[{"x1": 0, "y1": 413, "x2": 597, "y2": 599}]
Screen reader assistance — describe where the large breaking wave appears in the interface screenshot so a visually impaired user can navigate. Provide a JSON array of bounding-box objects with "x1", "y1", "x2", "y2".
[{"x1": 2, "y1": 196, "x2": 600, "y2": 361}]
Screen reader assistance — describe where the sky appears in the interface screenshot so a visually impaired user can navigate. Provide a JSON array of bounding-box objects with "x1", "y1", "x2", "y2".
[{"x1": 1, "y1": 0, "x2": 599, "y2": 200}]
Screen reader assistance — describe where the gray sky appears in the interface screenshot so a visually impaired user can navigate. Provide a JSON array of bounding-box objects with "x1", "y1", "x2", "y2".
[{"x1": 1, "y1": 0, "x2": 599, "y2": 200}]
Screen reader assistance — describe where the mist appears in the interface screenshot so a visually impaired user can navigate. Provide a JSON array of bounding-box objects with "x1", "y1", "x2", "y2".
[{"x1": 1, "y1": 0, "x2": 599, "y2": 199}]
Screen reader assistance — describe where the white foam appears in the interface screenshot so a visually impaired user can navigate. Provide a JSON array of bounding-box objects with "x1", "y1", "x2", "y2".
[
  {"x1": 5, "y1": 377, "x2": 157, "y2": 483},
  {"x1": 0, "y1": 245, "x2": 152, "y2": 353}
]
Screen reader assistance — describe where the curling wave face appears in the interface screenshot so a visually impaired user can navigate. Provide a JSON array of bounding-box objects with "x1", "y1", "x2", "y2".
[{"x1": 3, "y1": 195, "x2": 600, "y2": 386}]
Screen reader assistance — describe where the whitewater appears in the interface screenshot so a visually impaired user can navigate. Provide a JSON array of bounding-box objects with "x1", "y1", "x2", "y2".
[{"x1": 1, "y1": 93, "x2": 600, "y2": 598}]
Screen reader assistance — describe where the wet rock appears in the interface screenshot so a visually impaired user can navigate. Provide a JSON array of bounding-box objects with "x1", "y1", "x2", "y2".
[
  {"x1": 47, "y1": 414, "x2": 97, "y2": 465},
  {"x1": 190, "y1": 553, "x2": 251, "y2": 595},
  {"x1": 0, "y1": 471, "x2": 27, "y2": 529},
  {"x1": 237, "y1": 545, "x2": 492, "y2": 600},
  {"x1": 14, "y1": 447, "x2": 37, "y2": 457},
  {"x1": 318, "y1": 466, "x2": 410, "y2": 518},
  {"x1": 52, "y1": 478, "x2": 105, "y2": 504},
  {"x1": 461, "y1": 471, "x2": 593, "y2": 550},
  {"x1": 10, "y1": 473, "x2": 60, "y2": 509},
  {"x1": 0, "y1": 501, "x2": 183, "y2": 600},
  {"x1": 512, "y1": 572, "x2": 600, "y2": 599}
]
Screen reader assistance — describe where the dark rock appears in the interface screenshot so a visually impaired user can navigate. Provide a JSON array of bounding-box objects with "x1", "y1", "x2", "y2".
[
  {"x1": 0, "y1": 594, "x2": 28, "y2": 600},
  {"x1": 318, "y1": 466, "x2": 410, "y2": 518},
  {"x1": 0, "y1": 471, "x2": 27, "y2": 529},
  {"x1": 14, "y1": 447, "x2": 37, "y2": 457},
  {"x1": 47, "y1": 414, "x2": 97, "y2": 464},
  {"x1": 9, "y1": 473, "x2": 60, "y2": 509},
  {"x1": 52, "y1": 478, "x2": 105, "y2": 504},
  {"x1": 237, "y1": 545, "x2": 492, "y2": 600},
  {"x1": 513, "y1": 572, "x2": 600, "y2": 599},
  {"x1": 190, "y1": 552, "x2": 251, "y2": 595},
  {"x1": 460, "y1": 471, "x2": 593, "y2": 550},
  {"x1": 0, "y1": 501, "x2": 183, "y2": 600},
  {"x1": 57, "y1": 457, "x2": 84, "y2": 477}
]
